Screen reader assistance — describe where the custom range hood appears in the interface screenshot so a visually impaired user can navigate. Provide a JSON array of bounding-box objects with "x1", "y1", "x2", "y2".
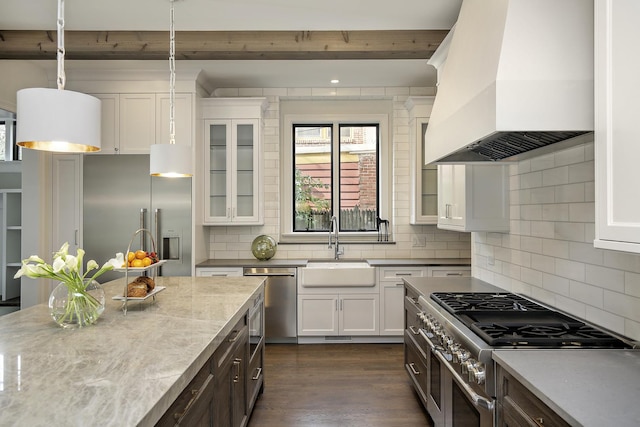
[{"x1": 424, "y1": 0, "x2": 594, "y2": 164}]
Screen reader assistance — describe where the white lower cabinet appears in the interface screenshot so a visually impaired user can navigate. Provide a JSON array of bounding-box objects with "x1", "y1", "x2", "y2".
[
  {"x1": 298, "y1": 293, "x2": 379, "y2": 336},
  {"x1": 196, "y1": 267, "x2": 243, "y2": 277},
  {"x1": 379, "y1": 267, "x2": 428, "y2": 336},
  {"x1": 427, "y1": 266, "x2": 471, "y2": 277}
]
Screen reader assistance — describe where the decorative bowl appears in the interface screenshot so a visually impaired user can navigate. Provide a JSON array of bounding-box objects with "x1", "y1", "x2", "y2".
[{"x1": 251, "y1": 235, "x2": 277, "y2": 260}]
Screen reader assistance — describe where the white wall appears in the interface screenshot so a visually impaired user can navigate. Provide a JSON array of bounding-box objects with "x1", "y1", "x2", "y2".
[
  {"x1": 205, "y1": 86, "x2": 471, "y2": 261},
  {"x1": 473, "y1": 138, "x2": 640, "y2": 342},
  {"x1": 0, "y1": 61, "x2": 49, "y2": 113}
]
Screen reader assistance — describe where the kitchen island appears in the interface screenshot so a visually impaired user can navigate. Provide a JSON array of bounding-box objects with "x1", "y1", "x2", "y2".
[{"x1": 0, "y1": 275, "x2": 265, "y2": 427}]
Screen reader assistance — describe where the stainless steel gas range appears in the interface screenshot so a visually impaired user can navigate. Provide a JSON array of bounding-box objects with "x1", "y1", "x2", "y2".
[{"x1": 403, "y1": 277, "x2": 636, "y2": 427}]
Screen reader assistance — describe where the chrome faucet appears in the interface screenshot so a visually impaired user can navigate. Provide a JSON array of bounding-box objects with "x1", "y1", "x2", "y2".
[{"x1": 328, "y1": 215, "x2": 343, "y2": 259}]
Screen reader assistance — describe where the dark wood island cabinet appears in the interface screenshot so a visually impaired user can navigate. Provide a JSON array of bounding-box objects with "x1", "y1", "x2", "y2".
[{"x1": 496, "y1": 365, "x2": 570, "y2": 427}]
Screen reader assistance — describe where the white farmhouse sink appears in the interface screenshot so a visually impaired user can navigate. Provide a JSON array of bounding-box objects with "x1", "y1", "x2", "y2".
[
  {"x1": 305, "y1": 261, "x2": 371, "y2": 269},
  {"x1": 300, "y1": 261, "x2": 376, "y2": 287}
]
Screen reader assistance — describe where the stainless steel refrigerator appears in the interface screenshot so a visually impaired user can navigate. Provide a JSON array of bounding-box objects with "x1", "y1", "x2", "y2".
[{"x1": 83, "y1": 154, "x2": 192, "y2": 283}]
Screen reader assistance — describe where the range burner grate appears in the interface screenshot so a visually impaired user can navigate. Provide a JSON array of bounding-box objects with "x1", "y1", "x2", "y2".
[
  {"x1": 431, "y1": 292, "x2": 547, "y2": 315},
  {"x1": 471, "y1": 322, "x2": 631, "y2": 348}
]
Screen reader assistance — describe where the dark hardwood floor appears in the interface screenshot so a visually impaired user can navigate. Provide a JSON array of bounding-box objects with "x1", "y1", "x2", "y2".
[{"x1": 248, "y1": 343, "x2": 433, "y2": 427}]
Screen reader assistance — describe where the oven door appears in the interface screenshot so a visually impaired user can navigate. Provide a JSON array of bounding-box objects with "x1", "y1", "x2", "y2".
[{"x1": 421, "y1": 330, "x2": 495, "y2": 427}]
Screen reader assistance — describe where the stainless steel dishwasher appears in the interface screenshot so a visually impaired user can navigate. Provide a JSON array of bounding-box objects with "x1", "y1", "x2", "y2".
[{"x1": 243, "y1": 267, "x2": 297, "y2": 343}]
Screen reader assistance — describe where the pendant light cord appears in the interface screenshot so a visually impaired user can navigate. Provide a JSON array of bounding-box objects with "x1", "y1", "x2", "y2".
[
  {"x1": 57, "y1": 0, "x2": 66, "y2": 90},
  {"x1": 169, "y1": 0, "x2": 176, "y2": 145}
]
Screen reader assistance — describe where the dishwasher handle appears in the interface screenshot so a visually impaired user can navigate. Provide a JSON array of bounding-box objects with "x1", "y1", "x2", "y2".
[{"x1": 243, "y1": 268, "x2": 296, "y2": 277}]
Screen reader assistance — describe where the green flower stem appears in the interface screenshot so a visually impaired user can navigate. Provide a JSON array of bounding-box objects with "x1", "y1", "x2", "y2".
[{"x1": 56, "y1": 282, "x2": 102, "y2": 327}]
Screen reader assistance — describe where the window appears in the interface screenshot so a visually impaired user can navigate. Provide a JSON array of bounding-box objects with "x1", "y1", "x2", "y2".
[
  {"x1": 281, "y1": 99, "x2": 392, "y2": 241},
  {"x1": 293, "y1": 123, "x2": 379, "y2": 232}
]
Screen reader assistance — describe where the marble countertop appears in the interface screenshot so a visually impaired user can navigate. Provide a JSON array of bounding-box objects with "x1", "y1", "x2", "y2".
[
  {"x1": 196, "y1": 258, "x2": 471, "y2": 268},
  {"x1": 0, "y1": 276, "x2": 264, "y2": 427},
  {"x1": 493, "y1": 349, "x2": 640, "y2": 426}
]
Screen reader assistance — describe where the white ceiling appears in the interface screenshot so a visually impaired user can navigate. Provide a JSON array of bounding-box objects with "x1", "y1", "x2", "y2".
[{"x1": 1, "y1": 0, "x2": 462, "y2": 90}]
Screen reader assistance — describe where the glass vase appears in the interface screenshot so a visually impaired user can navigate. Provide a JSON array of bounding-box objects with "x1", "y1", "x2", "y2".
[{"x1": 48, "y1": 279, "x2": 106, "y2": 328}]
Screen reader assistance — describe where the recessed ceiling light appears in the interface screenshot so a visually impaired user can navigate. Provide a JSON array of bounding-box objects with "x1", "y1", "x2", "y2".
[{"x1": 331, "y1": 79, "x2": 340, "y2": 84}]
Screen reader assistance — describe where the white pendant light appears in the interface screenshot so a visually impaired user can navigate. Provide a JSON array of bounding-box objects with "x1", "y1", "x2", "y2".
[
  {"x1": 16, "y1": 0, "x2": 101, "y2": 153},
  {"x1": 150, "y1": 0, "x2": 192, "y2": 177}
]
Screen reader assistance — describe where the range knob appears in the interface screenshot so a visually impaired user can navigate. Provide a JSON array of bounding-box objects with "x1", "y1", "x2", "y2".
[
  {"x1": 448, "y1": 342, "x2": 461, "y2": 354},
  {"x1": 461, "y1": 358, "x2": 477, "y2": 375},
  {"x1": 442, "y1": 335, "x2": 455, "y2": 351},
  {"x1": 452, "y1": 348, "x2": 470, "y2": 364},
  {"x1": 469, "y1": 363, "x2": 486, "y2": 385}
]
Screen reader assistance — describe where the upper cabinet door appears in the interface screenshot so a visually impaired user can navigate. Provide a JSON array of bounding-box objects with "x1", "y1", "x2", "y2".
[
  {"x1": 594, "y1": 0, "x2": 640, "y2": 253},
  {"x1": 89, "y1": 93, "x2": 120, "y2": 155},
  {"x1": 119, "y1": 94, "x2": 156, "y2": 154},
  {"x1": 407, "y1": 96, "x2": 438, "y2": 225},
  {"x1": 204, "y1": 119, "x2": 261, "y2": 225},
  {"x1": 437, "y1": 164, "x2": 510, "y2": 232},
  {"x1": 201, "y1": 98, "x2": 267, "y2": 226}
]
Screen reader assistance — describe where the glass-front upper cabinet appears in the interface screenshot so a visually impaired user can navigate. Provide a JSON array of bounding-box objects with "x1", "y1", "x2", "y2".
[
  {"x1": 406, "y1": 96, "x2": 438, "y2": 224},
  {"x1": 205, "y1": 118, "x2": 261, "y2": 224}
]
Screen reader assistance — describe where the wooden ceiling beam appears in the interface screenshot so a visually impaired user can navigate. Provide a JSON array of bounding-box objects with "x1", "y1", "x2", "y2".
[{"x1": 0, "y1": 30, "x2": 447, "y2": 60}]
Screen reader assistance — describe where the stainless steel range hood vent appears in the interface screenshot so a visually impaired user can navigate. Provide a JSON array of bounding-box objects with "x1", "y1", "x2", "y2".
[
  {"x1": 424, "y1": 0, "x2": 594, "y2": 164},
  {"x1": 443, "y1": 131, "x2": 591, "y2": 162}
]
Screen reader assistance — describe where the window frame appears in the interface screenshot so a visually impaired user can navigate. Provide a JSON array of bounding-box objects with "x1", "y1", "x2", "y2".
[{"x1": 281, "y1": 111, "x2": 391, "y2": 243}]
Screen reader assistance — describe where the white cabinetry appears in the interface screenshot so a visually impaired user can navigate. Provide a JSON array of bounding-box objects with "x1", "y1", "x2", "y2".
[
  {"x1": 1, "y1": 189, "x2": 21, "y2": 301},
  {"x1": 196, "y1": 267, "x2": 243, "y2": 277},
  {"x1": 427, "y1": 266, "x2": 471, "y2": 277},
  {"x1": 202, "y1": 98, "x2": 267, "y2": 225},
  {"x1": 594, "y1": 0, "x2": 640, "y2": 253},
  {"x1": 90, "y1": 93, "x2": 192, "y2": 154},
  {"x1": 406, "y1": 97, "x2": 438, "y2": 224},
  {"x1": 51, "y1": 155, "x2": 82, "y2": 257},
  {"x1": 437, "y1": 164, "x2": 510, "y2": 232},
  {"x1": 298, "y1": 293, "x2": 379, "y2": 336},
  {"x1": 379, "y1": 266, "x2": 428, "y2": 335}
]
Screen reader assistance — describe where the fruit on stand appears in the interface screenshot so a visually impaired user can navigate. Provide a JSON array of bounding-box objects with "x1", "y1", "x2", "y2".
[{"x1": 123, "y1": 250, "x2": 160, "y2": 268}]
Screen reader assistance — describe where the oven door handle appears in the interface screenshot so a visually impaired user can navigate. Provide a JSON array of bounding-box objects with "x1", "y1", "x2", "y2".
[
  {"x1": 420, "y1": 330, "x2": 495, "y2": 411},
  {"x1": 434, "y1": 348, "x2": 495, "y2": 411}
]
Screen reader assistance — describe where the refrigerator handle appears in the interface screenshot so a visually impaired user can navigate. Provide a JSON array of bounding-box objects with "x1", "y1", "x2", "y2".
[
  {"x1": 140, "y1": 208, "x2": 147, "y2": 250},
  {"x1": 154, "y1": 209, "x2": 160, "y2": 257}
]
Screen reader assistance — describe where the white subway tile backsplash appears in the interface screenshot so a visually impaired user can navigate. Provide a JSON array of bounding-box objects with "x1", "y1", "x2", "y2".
[
  {"x1": 541, "y1": 203, "x2": 569, "y2": 221},
  {"x1": 555, "y1": 182, "x2": 585, "y2": 203},
  {"x1": 586, "y1": 305, "x2": 625, "y2": 336},
  {"x1": 542, "y1": 238, "x2": 569, "y2": 258},
  {"x1": 555, "y1": 258, "x2": 585, "y2": 281},
  {"x1": 530, "y1": 221, "x2": 555, "y2": 239},
  {"x1": 604, "y1": 290, "x2": 640, "y2": 323},
  {"x1": 520, "y1": 171, "x2": 543, "y2": 189},
  {"x1": 569, "y1": 280, "x2": 604, "y2": 307},
  {"x1": 530, "y1": 153, "x2": 555, "y2": 172},
  {"x1": 531, "y1": 253, "x2": 555, "y2": 274},
  {"x1": 568, "y1": 160, "x2": 594, "y2": 183},
  {"x1": 568, "y1": 242, "x2": 604, "y2": 265},
  {"x1": 554, "y1": 144, "x2": 585, "y2": 166},
  {"x1": 542, "y1": 273, "x2": 570, "y2": 295},
  {"x1": 585, "y1": 264, "x2": 625, "y2": 292},
  {"x1": 474, "y1": 140, "x2": 640, "y2": 341},
  {"x1": 542, "y1": 166, "x2": 569, "y2": 186},
  {"x1": 530, "y1": 187, "x2": 555, "y2": 204},
  {"x1": 521, "y1": 267, "x2": 543, "y2": 287},
  {"x1": 569, "y1": 202, "x2": 595, "y2": 222},
  {"x1": 554, "y1": 221, "x2": 585, "y2": 242}
]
